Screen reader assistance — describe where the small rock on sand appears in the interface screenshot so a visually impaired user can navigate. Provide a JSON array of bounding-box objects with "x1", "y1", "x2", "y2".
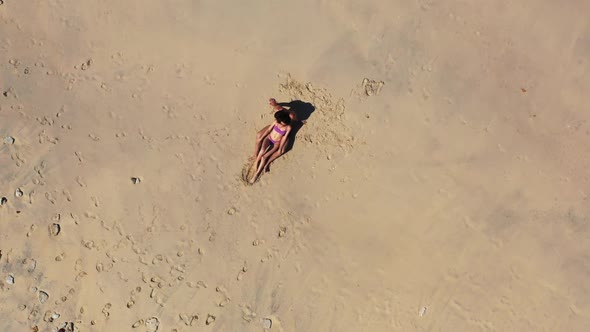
[
  {"x1": 6, "y1": 274, "x2": 14, "y2": 284},
  {"x1": 145, "y1": 317, "x2": 159, "y2": 331},
  {"x1": 262, "y1": 318, "x2": 272, "y2": 329},
  {"x1": 4, "y1": 136, "x2": 15, "y2": 145}
]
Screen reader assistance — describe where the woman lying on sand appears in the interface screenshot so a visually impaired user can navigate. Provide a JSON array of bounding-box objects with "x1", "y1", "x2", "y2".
[
  {"x1": 252, "y1": 98, "x2": 300, "y2": 158},
  {"x1": 250, "y1": 110, "x2": 292, "y2": 183}
]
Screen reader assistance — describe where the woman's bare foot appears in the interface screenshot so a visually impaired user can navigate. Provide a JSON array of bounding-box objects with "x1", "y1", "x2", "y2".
[{"x1": 249, "y1": 174, "x2": 258, "y2": 184}]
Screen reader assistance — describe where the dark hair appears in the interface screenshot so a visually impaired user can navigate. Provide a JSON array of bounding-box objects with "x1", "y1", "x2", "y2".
[{"x1": 274, "y1": 110, "x2": 291, "y2": 125}]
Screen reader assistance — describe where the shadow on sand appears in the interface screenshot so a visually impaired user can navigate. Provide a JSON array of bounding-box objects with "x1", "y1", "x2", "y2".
[
  {"x1": 278, "y1": 100, "x2": 315, "y2": 153},
  {"x1": 242, "y1": 99, "x2": 316, "y2": 185}
]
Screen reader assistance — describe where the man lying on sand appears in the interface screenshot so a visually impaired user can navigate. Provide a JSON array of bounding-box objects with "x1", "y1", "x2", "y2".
[
  {"x1": 252, "y1": 98, "x2": 301, "y2": 156},
  {"x1": 250, "y1": 110, "x2": 292, "y2": 183},
  {"x1": 250, "y1": 98, "x2": 303, "y2": 183},
  {"x1": 252, "y1": 98, "x2": 302, "y2": 158}
]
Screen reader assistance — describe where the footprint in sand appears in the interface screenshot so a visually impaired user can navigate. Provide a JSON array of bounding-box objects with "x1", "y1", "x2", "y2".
[
  {"x1": 76, "y1": 176, "x2": 86, "y2": 187},
  {"x1": 57, "y1": 322, "x2": 75, "y2": 332},
  {"x1": 62, "y1": 189, "x2": 72, "y2": 202},
  {"x1": 11, "y1": 152, "x2": 26, "y2": 167},
  {"x1": 252, "y1": 239, "x2": 265, "y2": 246},
  {"x1": 241, "y1": 305, "x2": 257, "y2": 322},
  {"x1": 179, "y1": 314, "x2": 198, "y2": 326},
  {"x1": 43, "y1": 311, "x2": 60, "y2": 323},
  {"x1": 278, "y1": 226, "x2": 287, "y2": 238},
  {"x1": 38, "y1": 290, "x2": 49, "y2": 303},
  {"x1": 79, "y1": 59, "x2": 93, "y2": 71},
  {"x1": 216, "y1": 286, "x2": 231, "y2": 307},
  {"x1": 45, "y1": 192, "x2": 56, "y2": 204},
  {"x1": 26, "y1": 224, "x2": 37, "y2": 237},
  {"x1": 361, "y1": 78, "x2": 385, "y2": 96},
  {"x1": 237, "y1": 261, "x2": 248, "y2": 281},
  {"x1": 419, "y1": 306, "x2": 427, "y2": 317},
  {"x1": 49, "y1": 223, "x2": 61, "y2": 236},
  {"x1": 205, "y1": 314, "x2": 216, "y2": 325},
  {"x1": 74, "y1": 151, "x2": 83, "y2": 163},
  {"x1": 102, "y1": 303, "x2": 112, "y2": 318},
  {"x1": 23, "y1": 258, "x2": 37, "y2": 272}
]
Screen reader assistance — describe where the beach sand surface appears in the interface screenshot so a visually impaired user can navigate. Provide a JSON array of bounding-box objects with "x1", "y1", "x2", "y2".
[{"x1": 1, "y1": 0, "x2": 590, "y2": 331}]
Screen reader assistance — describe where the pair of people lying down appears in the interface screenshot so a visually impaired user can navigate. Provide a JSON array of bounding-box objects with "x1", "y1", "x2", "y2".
[{"x1": 250, "y1": 98, "x2": 301, "y2": 183}]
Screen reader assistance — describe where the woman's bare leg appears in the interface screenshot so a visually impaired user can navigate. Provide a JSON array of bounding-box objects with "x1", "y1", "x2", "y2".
[
  {"x1": 252, "y1": 125, "x2": 270, "y2": 159},
  {"x1": 263, "y1": 150, "x2": 283, "y2": 172},
  {"x1": 252, "y1": 145, "x2": 279, "y2": 183},
  {"x1": 263, "y1": 134, "x2": 292, "y2": 171},
  {"x1": 253, "y1": 139, "x2": 271, "y2": 171}
]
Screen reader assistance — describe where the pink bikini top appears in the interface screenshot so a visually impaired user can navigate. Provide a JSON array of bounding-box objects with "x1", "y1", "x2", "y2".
[{"x1": 273, "y1": 125, "x2": 287, "y2": 136}]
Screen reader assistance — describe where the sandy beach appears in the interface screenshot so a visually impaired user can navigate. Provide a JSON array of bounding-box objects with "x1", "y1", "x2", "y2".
[{"x1": 1, "y1": 0, "x2": 590, "y2": 331}]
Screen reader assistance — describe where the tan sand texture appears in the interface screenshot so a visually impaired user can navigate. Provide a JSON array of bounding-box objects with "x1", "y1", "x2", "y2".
[{"x1": 1, "y1": 0, "x2": 590, "y2": 331}]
